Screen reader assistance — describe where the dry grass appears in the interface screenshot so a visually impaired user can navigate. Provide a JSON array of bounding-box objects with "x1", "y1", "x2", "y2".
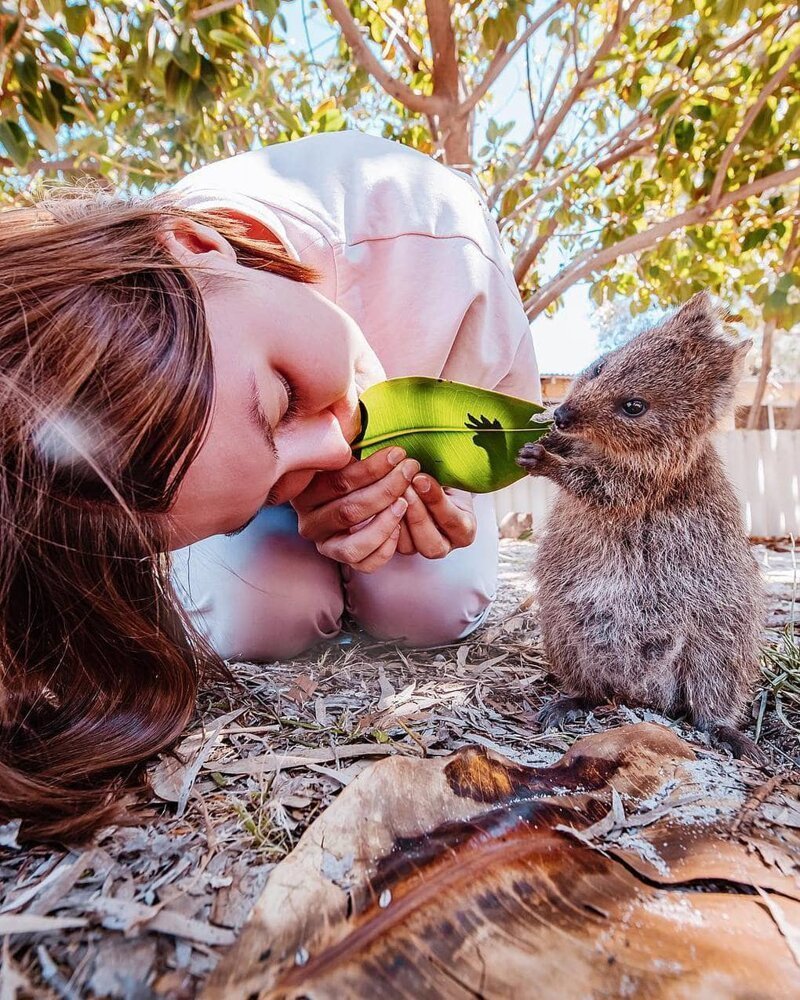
[{"x1": 0, "y1": 539, "x2": 798, "y2": 998}]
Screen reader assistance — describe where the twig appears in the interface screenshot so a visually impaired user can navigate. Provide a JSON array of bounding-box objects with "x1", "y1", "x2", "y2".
[
  {"x1": 324, "y1": 0, "x2": 446, "y2": 115},
  {"x1": 709, "y1": 40, "x2": 800, "y2": 210},
  {"x1": 524, "y1": 163, "x2": 800, "y2": 318}
]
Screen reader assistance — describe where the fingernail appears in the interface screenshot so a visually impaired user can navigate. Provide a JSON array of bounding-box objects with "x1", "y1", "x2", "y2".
[
  {"x1": 414, "y1": 475, "x2": 431, "y2": 493},
  {"x1": 387, "y1": 448, "x2": 405, "y2": 466},
  {"x1": 401, "y1": 459, "x2": 420, "y2": 482},
  {"x1": 391, "y1": 498, "x2": 407, "y2": 516}
]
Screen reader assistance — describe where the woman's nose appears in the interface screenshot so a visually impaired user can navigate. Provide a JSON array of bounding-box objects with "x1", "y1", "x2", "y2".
[
  {"x1": 289, "y1": 410, "x2": 353, "y2": 473},
  {"x1": 329, "y1": 385, "x2": 360, "y2": 444}
]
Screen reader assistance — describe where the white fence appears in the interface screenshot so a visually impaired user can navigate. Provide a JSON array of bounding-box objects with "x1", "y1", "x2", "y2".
[{"x1": 494, "y1": 430, "x2": 800, "y2": 538}]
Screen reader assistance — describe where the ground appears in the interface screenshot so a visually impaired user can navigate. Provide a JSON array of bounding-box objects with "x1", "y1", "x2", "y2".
[{"x1": 1, "y1": 539, "x2": 798, "y2": 999}]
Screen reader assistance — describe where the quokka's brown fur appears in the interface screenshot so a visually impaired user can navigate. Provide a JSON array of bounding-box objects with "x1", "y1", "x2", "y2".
[{"x1": 517, "y1": 291, "x2": 765, "y2": 758}]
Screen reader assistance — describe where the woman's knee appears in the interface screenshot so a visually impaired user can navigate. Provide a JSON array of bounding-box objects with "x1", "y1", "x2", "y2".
[
  {"x1": 213, "y1": 540, "x2": 344, "y2": 660},
  {"x1": 172, "y1": 509, "x2": 344, "y2": 661},
  {"x1": 344, "y1": 555, "x2": 496, "y2": 648}
]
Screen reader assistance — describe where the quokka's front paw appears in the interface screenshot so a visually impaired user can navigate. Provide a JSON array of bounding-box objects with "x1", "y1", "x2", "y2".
[{"x1": 516, "y1": 442, "x2": 552, "y2": 476}]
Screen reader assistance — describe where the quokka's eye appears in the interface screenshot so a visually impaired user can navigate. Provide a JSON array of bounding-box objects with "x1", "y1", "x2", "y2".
[
  {"x1": 592, "y1": 361, "x2": 605, "y2": 378},
  {"x1": 622, "y1": 399, "x2": 648, "y2": 417}
]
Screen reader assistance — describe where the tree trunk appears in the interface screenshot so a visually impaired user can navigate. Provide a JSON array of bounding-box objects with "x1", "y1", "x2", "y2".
[
  {"x1": 424, "y1": 0, "x2": 470, "y2": 168},
  {"x1": 746, "y1": 318, "x2": 776, "y2": 430},
  {"x1": 440, "y1": 112, "x2": 471, "y2": 168}
]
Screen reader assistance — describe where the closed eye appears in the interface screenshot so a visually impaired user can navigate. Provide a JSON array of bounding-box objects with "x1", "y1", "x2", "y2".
[
  {"x1": 247, "y1": 369, "x2": 278, "y2": 458},
  {"x1": 278, "y1": 373, "x2": 301, "y2": 423}
]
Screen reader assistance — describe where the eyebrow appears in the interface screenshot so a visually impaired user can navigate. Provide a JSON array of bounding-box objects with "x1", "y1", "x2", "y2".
[{"x1": 247, "y1": 370, "x2": 278, "y2": 459}]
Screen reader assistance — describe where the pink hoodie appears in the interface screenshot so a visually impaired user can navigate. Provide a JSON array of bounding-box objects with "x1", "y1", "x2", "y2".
[{"x1": 173, "y1": 130, "x2": 540, "y2": 403}]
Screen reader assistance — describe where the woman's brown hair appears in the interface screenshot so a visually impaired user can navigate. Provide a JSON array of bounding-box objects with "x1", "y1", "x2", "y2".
[{"x1": 0, "y1": 186, "x2": 316, "y2": 842}]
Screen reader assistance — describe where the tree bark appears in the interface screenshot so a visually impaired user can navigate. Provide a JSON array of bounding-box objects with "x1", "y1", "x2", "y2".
[
  {"x1": 424, "y1": 0, "x2": 469, "y2": 166},
  {"x1": 746, "y1": 318, "x2": 776, "y2": 430}
]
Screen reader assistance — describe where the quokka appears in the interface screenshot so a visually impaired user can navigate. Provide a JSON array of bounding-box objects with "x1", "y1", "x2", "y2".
[{"x1": 517, "y1": 291, "x2": 765, "y2": 759}]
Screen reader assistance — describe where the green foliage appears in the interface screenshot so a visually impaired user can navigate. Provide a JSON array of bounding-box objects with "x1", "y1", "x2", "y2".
[
  {"x1": 353, "y1": 377, "x2": 551, "y2": 493},
  {"x1": 0, "y1": 0, "x2": 345, "y2": 194},
  {"x1": 0, "y1": 0, "x2": 798, "y2": 343}
]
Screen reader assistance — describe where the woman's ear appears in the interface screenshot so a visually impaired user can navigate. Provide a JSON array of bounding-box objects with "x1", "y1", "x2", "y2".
[
  {"x1": 213, "y1": 209, "x2": 281, "y2": 246},
  {"x1": 160, "y1": 219, "x2": 238, "y2": 267}
]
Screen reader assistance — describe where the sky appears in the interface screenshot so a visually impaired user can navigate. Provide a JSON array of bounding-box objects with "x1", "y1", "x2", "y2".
[{"x1": 281, "y1": 2, "x2": 600, "y2": 374}]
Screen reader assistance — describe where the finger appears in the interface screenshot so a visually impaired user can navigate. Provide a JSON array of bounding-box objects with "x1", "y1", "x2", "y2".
[
  {"x1": 298, "y1": 458, "x2": 419, "y2": 541},
  {"x1": 412, "y1": 475, "x2": 476, "y2": 547},
  {"x1": 402, "y1": 486, "x2": 451, "y2": 560},
  {"x1": 316, "y1": 497, "x2": 407, "y2": 565},
  {"x1": 294, "y1": 447, "x2": 408, "y2": 512},
  {"x1": 396, "y1": 519, "x2": 415, "y2": 555},
  {"x1": 351, "y1": 527, "x2": 401, "y2": 574}
]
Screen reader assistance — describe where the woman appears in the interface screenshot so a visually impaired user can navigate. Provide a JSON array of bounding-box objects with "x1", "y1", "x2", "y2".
[{"x1": 0, "y1": 130, "x2": 538, "y2": 841}]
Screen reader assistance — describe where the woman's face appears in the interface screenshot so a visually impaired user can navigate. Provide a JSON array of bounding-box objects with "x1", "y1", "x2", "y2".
[{"x1": 164, "y1": 220, "x2": 373, "y2": 548}]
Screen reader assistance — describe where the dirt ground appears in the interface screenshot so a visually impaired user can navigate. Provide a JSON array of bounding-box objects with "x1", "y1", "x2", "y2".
[{"x1": 1, "y1": 538, "x2": 798, "y2": 999}]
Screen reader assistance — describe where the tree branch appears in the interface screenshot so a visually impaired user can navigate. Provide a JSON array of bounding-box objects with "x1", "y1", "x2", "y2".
[
  {"x1": 714, "y1": 9, "x2": 782, "y2": 59},
  {"x1": 501, "y1": 113, "x2": 654, "y2": 231},
  {"x1": 0, "y1": 156, "x2": 103, "y2": 174},
  {"x1": 524, "y1": 163, "x2": 800, "y2": 319},
  {"x1": 525, "y1": 0, "x2": 641, "y2": 177},
  {"x1": 460, "y1": 1, "x2": 564, "y2": 116},
  {"x1": 487, "y1": 43, "x2": 569, "y2": 208},
  {"x1": 190, "y1": 0, "x2": 243, "y2": 21},
  {"x1": 425, "y1": 0, "x2": 459, "y2": 102},
  {"x1": 593, "y1": 133, "x2": 651, "y2": 173},
  {"x1": 514, "y1": 214, "x2": 558, "y2": 285},
  {"x1": 323, "y1": 0, "x2": 446, "y2": 115},
  {"x1": 386, "y1": 8, "x2": 428, "y2": 73},
  {"x1": 709, "y1": 40, "x2": 800, "y2": 209}
]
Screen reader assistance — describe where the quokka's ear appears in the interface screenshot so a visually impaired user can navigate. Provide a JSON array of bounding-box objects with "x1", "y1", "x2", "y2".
[{"x1": 669, "y1": 290, "x2": 733, "y2": 345}]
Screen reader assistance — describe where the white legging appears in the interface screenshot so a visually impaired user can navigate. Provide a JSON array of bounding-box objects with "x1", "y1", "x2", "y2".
[{"x1": 171, "y1": 494, "x2": 498, "y2": 661}]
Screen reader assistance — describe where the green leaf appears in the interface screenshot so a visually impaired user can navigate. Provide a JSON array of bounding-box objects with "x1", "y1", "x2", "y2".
[
  {"x1": 353, "y1": 378, "x2": 552, "y2": 493},
  {"x1": 208, "y1": 28, "x2": 251, "y2": 53},
  {"x1": 652, "y1": 93, "x2": 679, "y2": 118},
  {"x1": 482, "y1": 17, "x2": 500, "y2": 50},
  {"x1": 742, "y1": 227, "x2": 768, "y2": 251},
  {"x1": 64, "y1": 2, "x2": 90, "y2": 37},
  {"x1": 674, "y1": 118, "x2": 695, "y2": 152},
  {"x1": 24, "y1": 111, "x2": 58, "y2": 154},
  {"x1": 42, "y1": 28, "x2": 76, "y2": 59},
  {"x1": 172, "y1": 38, "x2": 202, "y2": 79},
  {"x1": 0, "y1": 120, "x2": 31, "y2": 168}
]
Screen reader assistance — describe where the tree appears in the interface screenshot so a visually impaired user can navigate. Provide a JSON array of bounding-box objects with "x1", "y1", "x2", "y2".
[
  {"x1": 744, "y1": 204, "x2": 800, "y2": 427},
  {"x1": 1, "y1": 0, "x2": 798, "y2": 336},
  {"x1": 0, "y1": 0, "x2": 345, "y2": 197}
]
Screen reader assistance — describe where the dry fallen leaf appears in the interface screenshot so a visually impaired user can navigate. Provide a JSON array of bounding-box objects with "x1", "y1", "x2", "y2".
[
  {"x1": 285, "y1": 673, "x2": 318, "y2": 706},
  {"x1": 203, "y1": 723, "x2": 800, "y2": 1000}
]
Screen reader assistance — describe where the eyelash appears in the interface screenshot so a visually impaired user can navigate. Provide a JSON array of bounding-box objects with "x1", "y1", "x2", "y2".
[{"x1": 280, "y1": 375, "x2": 301, "y2": 421}]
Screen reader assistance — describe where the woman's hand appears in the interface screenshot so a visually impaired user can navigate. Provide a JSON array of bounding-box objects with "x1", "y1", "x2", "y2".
[
  {"x1": 292, "y1": 447, "x2": 420, "y2": 573},
  {"x1": 396, "y1": 479, "x2": 477, "y2": 558}
]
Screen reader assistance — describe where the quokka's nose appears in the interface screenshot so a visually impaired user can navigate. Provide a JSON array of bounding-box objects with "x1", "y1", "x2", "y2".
[{"x1": 553, "y1": 404, "x2": 576, "y2": 430}]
